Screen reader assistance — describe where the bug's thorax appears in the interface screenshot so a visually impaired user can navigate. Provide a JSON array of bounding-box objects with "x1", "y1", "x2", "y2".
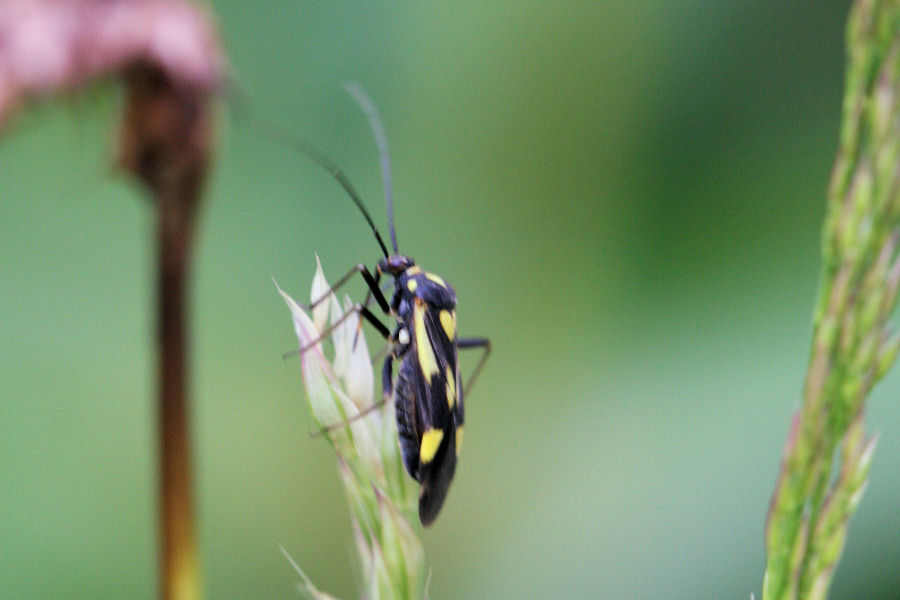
[
  {"x1": 379, "y1": 255, "x2": 459, "y2": 357},
  {"x1": 378, "y1": 256, "x2": 458, "y2": 311}
]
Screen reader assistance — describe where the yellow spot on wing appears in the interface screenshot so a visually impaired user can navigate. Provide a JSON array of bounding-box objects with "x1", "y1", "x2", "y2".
[
  {"x1": 425, "y1": 272, "x2": 447, "y2": 288},
  {"x1": 445, "y1": 365, "x2": 456, "y2": 409},
  {"x1": 420, "y1": 428, "x2": 444, "y2": 463},
  {"x1": 414, "y1": 300, "x2": 439, "y2": 383},
  {"x1": 439, "y1": 309, "x2": 456, "y2": 340},
  {"x1": 455, "y1": 426, "x2": 464, "y2": 457},
  {"x1": 407, "y1": 279, "x2": 418, "y2": 292}
]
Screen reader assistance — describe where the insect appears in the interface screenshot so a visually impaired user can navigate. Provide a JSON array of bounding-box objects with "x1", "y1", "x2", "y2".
[{"x1": 289, "y1": 83, "x2": 490, "y2": 526}]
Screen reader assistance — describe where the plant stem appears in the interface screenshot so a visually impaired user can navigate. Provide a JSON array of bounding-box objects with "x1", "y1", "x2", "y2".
[
  {"x1": 763, "y1": 2, "x2": 900, "y2": 598},
  {"x1": 119, "y1": 64, "x2": 214, "y2": 600}
]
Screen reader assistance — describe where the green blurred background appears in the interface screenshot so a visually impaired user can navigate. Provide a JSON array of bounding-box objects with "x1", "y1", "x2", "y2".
[{"x1": 4, "y1": 1, "x2": 900, "y2": 598}]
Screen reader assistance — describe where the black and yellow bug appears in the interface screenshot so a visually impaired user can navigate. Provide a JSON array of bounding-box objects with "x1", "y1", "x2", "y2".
[{"x1": 292, "y1": 84, "x2": 490, "y2": 525}]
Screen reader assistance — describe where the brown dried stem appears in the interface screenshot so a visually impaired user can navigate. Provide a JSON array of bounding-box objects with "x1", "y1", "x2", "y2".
[{"x1": 0, "y1": 2, "x2": 224, "y2": 599}]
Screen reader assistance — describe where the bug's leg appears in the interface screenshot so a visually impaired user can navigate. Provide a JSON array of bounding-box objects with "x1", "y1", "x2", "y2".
[
  {"x1": 369, "y1": 341, "x2": 390, "y2": 365},
  {"x1": 310, "y1": 354, "x2": 394, "y2": 437},
  {"x1": 306, "y1": 263, "x2": 390, "y2": 314},
  {"x1": 360, "y1": 276, "x2": 393, "y2": 315},
  {"x1": 357, "y1": 305, "x2": 391, "y2": 339},
  {"x1": 458, "y1": 337, "x2": 491, "y2": 396},
  {"x1": 284, "y1": 302, "x2": 391, "y2": 360},
  {"x1": 381, "y1": 350, "x2": 395, "y2": 400},
  {"x1": 310, "y1": 396, "x2": 390, "y2": 435},
  {"x1": 353, "y1": 277, "x2": 394, "y2": 350},
  {"x1": 303, "y1": 262, "x2": 393, "y2": 352}
]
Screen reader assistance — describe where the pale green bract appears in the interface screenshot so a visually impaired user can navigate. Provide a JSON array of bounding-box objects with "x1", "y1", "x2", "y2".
[{"x1": 275, "y1": 258, "x2": 426, "y2": 600}]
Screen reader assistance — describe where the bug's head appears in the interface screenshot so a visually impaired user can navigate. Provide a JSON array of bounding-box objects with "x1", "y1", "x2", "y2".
[{"x1": 378, "y1": 254, "x2": 415, "y2": 276}]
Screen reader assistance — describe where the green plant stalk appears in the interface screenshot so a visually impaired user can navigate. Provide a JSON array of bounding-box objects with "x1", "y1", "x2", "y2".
[
  {"x1": 277, "y1": 258, "x2": 425, "y2": 600},
  {"x1": 763, "y1": 2, "x2": 900, "y2": 599}
]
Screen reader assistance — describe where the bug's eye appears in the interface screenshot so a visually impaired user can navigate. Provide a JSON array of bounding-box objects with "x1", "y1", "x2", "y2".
[{"x1": 398, "y1": 328, "x2": 410, "y2": 345}]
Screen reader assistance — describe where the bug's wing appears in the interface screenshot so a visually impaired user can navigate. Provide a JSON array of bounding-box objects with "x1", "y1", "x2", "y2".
[
  {"x1": 409, "y1": 300, "x2": 462, "y2": 525},
  {"x1": 414, "y1": 303, "x2": 459, "y2": 431},
  {"x1": 416, "y1": 425, "x2": 456, "y2": 526}
]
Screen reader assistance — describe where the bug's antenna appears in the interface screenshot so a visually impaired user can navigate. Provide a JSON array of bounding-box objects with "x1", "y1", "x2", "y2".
[
  {"x1": 343, "y1": 82, "x2": 399, "y2": 255},
  {"x1": 225, "y1": 80, "x2": 391, "y2": 259}
]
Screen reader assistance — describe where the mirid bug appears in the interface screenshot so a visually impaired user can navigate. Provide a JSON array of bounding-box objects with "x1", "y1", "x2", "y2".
[{"x1": 288, "y1": 83, "x2": 490, "y2": 526}]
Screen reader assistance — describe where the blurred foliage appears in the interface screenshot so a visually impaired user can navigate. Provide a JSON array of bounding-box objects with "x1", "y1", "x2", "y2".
[{"x1": 6, "y1": 2, "x2": 900, "y2": 599}]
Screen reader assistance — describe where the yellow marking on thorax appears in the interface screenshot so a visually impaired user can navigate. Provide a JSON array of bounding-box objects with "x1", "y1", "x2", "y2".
[
  {"x1": 407, "y1": 279, "x2": 418, "y2": 292},
  {"x1": 425, "y1": 272, "x2": 447, "y2": 288},
  {"x1": 419, "y1": 428, "x2": 444, "y2": 463},
  {"x1": 414, "y1": 300, "x2": 439, "y2": 383},
  {"x1": 439, "y1": 309, "x2": 456, "y2": 340},
  {"x1": 455, "y1": 426, "x2": 464, "y2": 457},
  {"x1": 445, "y1": 365, "x2": 456, "y2": 409},
  {"x1": 407, "y1": 265, "x2": 423, "y2": 276}
]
